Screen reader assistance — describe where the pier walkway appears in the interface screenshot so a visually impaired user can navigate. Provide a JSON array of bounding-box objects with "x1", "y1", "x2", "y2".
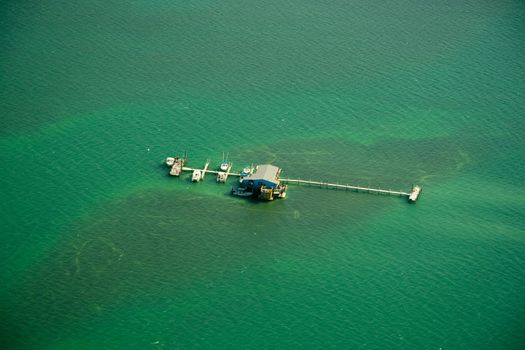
[{"x1": 280, "y1": 178, "x2": 411, "y2": 197}]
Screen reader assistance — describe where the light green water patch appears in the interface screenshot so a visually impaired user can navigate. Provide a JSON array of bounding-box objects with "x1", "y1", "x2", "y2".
[
  {"x1": 10, "y1": 180, "x2": 523, "y2": 349},
  {"x1": 1, "y1": 0, "x2": 524, "y2": 348},
  {"x1": 2, "y1": 179, "x2": 400, "y2": 348},
  {"x1": 0, "y1": 92, "x2": 501, "y2": 297},
  {"x1": 321, "y1": 189, "x2": 525, "y2": 349}
]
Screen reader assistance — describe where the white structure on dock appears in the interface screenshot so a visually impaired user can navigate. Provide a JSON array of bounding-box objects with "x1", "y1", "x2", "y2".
[
  {"x1": 235, "y1": 164, "x2": 287, "y2": 200},
  {"x1": 408, "y1": 185, "x2": 422, "y2": 202},
  {"x1": 191, "y1": 169, "x2": 202, "y2": 182}
]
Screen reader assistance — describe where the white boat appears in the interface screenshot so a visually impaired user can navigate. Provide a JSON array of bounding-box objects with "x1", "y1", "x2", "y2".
[
  {"x1": 166, "y1": 157, "x2": 175, "y2": 166},
  {"x1": 220, "y1": 161, "x2": 230, "y2": 171},
  {"x1": 192, "y1": 170, "x2": 202, "y2": 182},
  {"x1": 239, "y1": 165, "x2": 253, "y2": 183},
  {"x1": 220, "y1": 152, "x2": 230, "y2": 171},
  {"x1": 240, "y1": 165, "x2": 253, "y2": 177}
]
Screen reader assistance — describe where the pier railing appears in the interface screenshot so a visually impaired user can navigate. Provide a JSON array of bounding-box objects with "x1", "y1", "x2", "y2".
[{"x1": 279, "y1": 178, "x2": 411, "y2": 197}]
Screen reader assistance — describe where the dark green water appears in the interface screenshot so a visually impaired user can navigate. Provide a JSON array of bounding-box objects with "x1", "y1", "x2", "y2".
[{"x1": 1, "y1": 0, "x2": 524, "y2": 349}]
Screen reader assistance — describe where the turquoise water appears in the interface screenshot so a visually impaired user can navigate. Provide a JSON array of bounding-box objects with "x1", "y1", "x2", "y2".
[{"x1": 1, "y1": 0, "x2": 524, "y2": 349}]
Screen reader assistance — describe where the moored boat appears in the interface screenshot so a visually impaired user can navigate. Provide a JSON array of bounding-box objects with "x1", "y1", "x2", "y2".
[
  {"x1": 220, "y1": 152, "x2": 231, "y2": 171},
  {"x1": 192, "y1": 170, "x2": 202, "y2": 182},
  {"x1": 166, "y1": 157, "x2": 175, "y2": 166},
  {"x1": 239, "y1": 165, "x2": 254, "y2": 183},
  {"x1": 220, "y1": 161, "x2": 230, "y2": 171}
]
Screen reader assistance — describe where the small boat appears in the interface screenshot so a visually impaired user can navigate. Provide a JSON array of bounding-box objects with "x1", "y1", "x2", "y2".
[
  {"x1": 220, "y1": 152, "x2": 231, "y2": 171},
  {"x1": 217, "y1": 172, "x2": 227, "y2": 182},
  {"x1": 239, "y1": 165, "x2": 253, "y2": 183},
  {"x1": 220, "y1": 161, "x2": 230, "y2": 172},
  {"x1": 166, "y1": 157, "x2": 175, "y2": 166},
  {"x1": 192, "y1": 170, "x2": 202, "y2": 182}
]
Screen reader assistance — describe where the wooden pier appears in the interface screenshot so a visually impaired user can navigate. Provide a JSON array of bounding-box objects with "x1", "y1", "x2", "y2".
[
  {"x1": 280, "y1": 178, "x2": 420, "y2": 200},
  {"x1": 168, "y1": 155, "x2": 422, "y2": 202}
]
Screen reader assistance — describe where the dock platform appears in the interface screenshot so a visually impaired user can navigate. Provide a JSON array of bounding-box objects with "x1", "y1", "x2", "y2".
[
  {"x1": 217, "y1": 163, "x2": 233, "y2": 182},
  {"x1": 183, "y1": 167, "x2": 240, "y2": 177}
]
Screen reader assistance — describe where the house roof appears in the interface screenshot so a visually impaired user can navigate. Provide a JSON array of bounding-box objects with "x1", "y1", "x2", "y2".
[{"x1": 244, "y1": 164, "x2": 280, "y2": 184}]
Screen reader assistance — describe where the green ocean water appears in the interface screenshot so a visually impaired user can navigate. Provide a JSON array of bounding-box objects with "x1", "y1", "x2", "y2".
[{"x1": 1, "y1": 0, "x2": 525, "y2": 349}]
